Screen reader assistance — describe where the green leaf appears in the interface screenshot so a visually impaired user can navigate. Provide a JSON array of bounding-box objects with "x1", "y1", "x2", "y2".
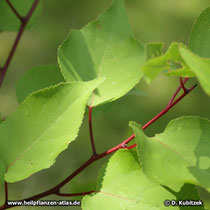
[
  {"x1": 179, "y1": 47, "x2": 210, "y2": 96},
  {"x1": 0, "y1": 0, "x2": 42, "y2": 31},
  {"x1": 146, "y1": 42, "x2": 163, "y2": 61},
  {"x1": 142, "y1": 43, "x2": 195, "y2": 82},
  {"x1": 82, "y1": 150, "x2": 178, "y2": 210},
  {"x1": 143, "y1": 8, "x2": 210, "y2": 82},
  {"x1": 142, "y1": 42, "x2": 210, "y2": 96},
  {"x1": 0, "y1": 79, "x2": 103, "y2": 183},
  {"x1": 189, "y1": 8, "x2": 210, "y2": 58},
  {"x1": 125, "y1": 89, "x2": 147, "y2": 97},
  {"x1": 165, "y1": 66, "x2": 195, "y2": 77},
  {"x1": 16, "y1": 64, "x2": 65, "y2": 103},
  {"x1": 130, "y1": 117, "x2": 210, "y2": 192},
  {"x1": 58, "y1": 0, "x2": 145, "y2": 106}
]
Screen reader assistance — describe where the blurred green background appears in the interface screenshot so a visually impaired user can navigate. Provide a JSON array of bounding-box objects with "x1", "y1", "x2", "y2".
[{"x1": 0, "y1": 0, "x2": 210, "y2": 209}]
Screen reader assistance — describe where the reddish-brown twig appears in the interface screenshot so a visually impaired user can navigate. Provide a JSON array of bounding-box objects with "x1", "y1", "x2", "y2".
[
  {"x1": 0, "y1": 0, "x2": 40, "y2": 87},
  {"x1": 0, "y1": 3, "x2": 197, "y2": 206},
  {"x1": 5, "y1": 182, "x2": 8, "y2": 203},
  {"x1": 0, "y1": 1, "x2": 40, "y2": 209},
  {"x1": 167, "y1": 77, "x2": 189, "y2": 107},
  {"x1": 127, "y1": 82, "x2": 197, "y2": 149},
  {"x1": 180, "y1": 77, "x2": 188, "y2": 94},
  {"x1": 0, "y1": 79, "x2": 197, "y2": 209},
  {"x1": 5, "y1": 0, "x2": 22, "y2": 21}
]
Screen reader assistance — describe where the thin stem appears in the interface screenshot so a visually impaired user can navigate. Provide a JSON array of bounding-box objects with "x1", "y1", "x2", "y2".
[
  {"x1": 98, "y1": 134, "x2": 135, "y2": 158},
  {"x1": 0, "y1": 24, "x2": 24, "y2": 87},
  {"x1": 167, "y1": 77, "x2": 189, "y2": 107},
  {"x1": 5, "y1": 182, "x2": 8, "y2": 203},
  {"x1": 83, "y1": 82, "x2": 198, "y2": 161},
  {"x1": 88, "y1": 106, "x2": 97, "y2": 155},
  {"x1": 0, "y1": 81, "x2": 197, "y2": 209},
  {"x1": 142, "y1": 82, "x2": 196, "y2": 130},
  {"x1": 180, "y1": 77, "x2": 188, "y2": 94},
  {"x1": 25, "y1": 0, "x2": 39, "y2": 21},
  {"x1": 126, "y1": 144, "x2": 136, "y2": 150},
  {"x1": 19, "y1": 156, "x2": 98, "y2": 202},
  {"x1": 128, "y1": 83, "x2": 197, "y2": 149},
  {"x1": 5, "y1": 0, "x2": 22, "y2": 21},
  {"x1": 0, "y1": 1, "x2": 39, "y2": 209},
  {"x1": 0, "y1": 0, "x2": 40, "y2": 87}
]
